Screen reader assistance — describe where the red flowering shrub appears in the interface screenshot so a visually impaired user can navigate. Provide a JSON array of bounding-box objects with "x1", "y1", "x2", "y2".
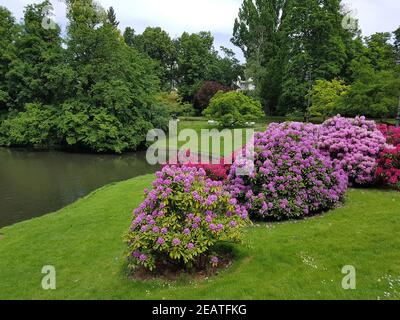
[
  {"x1": 375, "y1": 125, "x2": 400, "y2": 189},
  {"x1": 194, "y1": 81, "x2": 231, "y2": 114},
  {"x1": 377, "y1": 124, "x2": 400, "y2": 147}
]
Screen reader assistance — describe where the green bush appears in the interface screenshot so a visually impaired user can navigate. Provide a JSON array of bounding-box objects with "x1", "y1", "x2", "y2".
[
  {"x1": 0, "y1": 103, "x2": 59, "y2": 148},
  {"x1": 155, "y1": 92, "x2": 195, "y2": 117},
  {"x1": 203, "y1": 91, "x2": 264, "y2": 128}
]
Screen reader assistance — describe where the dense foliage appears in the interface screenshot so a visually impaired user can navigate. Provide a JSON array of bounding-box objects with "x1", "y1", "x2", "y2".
[
  {"x1": 0, "y1": 1, "x2": 244, "y2": 152},
  {"x1": 203, "y1": 91, "x2": 264, "y2": 128},
  {"x1": 0, "y1": 1, "x2": 169, "y2": 153},
  {"x1": 194, "y1": 81, "x2": 231, "y2": 114},
  {"x1": 318, "y1": 116, "x2": 387, "y2": 185},
  {"x1": 228, "y1": 122, "x2": 348, "y2": 220},
  {"x1": 155, "y1": 92, "x2": 195, "y2": 117},
  {"x1": 126, "y1": 165, "x2": 249, "y2": 271},
  {"x1": 233, "y1": 0, "x2": 399, "y2": 118}
]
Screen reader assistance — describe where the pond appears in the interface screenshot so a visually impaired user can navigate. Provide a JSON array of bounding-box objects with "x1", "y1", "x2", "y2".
[{"x1": 0, "y1": 148, "x2": 159, "y2": 228}]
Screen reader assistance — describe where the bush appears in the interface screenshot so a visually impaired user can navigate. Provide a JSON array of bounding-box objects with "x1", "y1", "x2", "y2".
[
  {"x1": 378, "y1": 124, "x2": 400, "y2": 147},
  {"x1": 0, "y1": 103, "x2": 59, "y2": 148},
  {"x1": 126, "y1": 165, "x2": 249, "y2": 271},
  {"x1": 228, "y1": 122, "x2": 348, "y2": 220},
  {"x1": 375, "y1": 146, "x2": 400, "y2": 189},
  {"x1": 203, "y1": 91, "x2": 264, "y2": 128},
  {"x1": 194, "y1": 81, "x2": 230, "y2": 114},
  {"x1": 155, "y1": 91, "x2": 195, "y2": 117},
  {"x1": 318, "y1": 116, "x2": 387, "y2": 185}
]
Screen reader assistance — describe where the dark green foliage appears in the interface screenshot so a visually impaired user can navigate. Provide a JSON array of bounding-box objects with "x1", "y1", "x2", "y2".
[
  {"x1": 0, "y1": 0, "x2": 167, "y2": 153},
  {"x1": 106, "y1": 6, "x2": 119, "y2": 28}
]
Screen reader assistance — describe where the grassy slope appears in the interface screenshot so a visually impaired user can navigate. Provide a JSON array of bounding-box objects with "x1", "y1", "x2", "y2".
[{"x1": 0, "y1": 175, "x2": 400, "y2": 300}]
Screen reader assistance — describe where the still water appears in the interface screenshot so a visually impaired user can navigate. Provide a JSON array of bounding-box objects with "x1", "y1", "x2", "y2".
[{"x1": 0, "y1": 148, "x2": 158, "y2": 228}]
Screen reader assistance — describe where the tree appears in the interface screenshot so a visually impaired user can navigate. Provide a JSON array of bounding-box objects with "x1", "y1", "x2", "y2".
[
  {"x1": 0, "y1": 6, "x2": 18, "y2": 113},
  {"x1": 133, "y1": 27, "x2": 177, "y2": 91},
  {"x1": 175, "y1": 31, "x2": 221, "y2": 102},
  {"x1": 123, "y1": 27, "x2": 137, "y2": 47},
  {"x1": 5, "y1": 1, "x2": 66, "y2": 111},
  {"x1": 106, "y1": 6, "x2": 119, "y2": 28},
  {"x1": 307, "y1": 79, "x2": 348, "y2": 119},
  {"x1": 203, "y1": 91, "x2": 264, "y2": 128},
  {"x1": 279, "y1": 0, "x2": 349, "y2": 116},
  {"x1": 193, "y1": 81, "x2": 231, "y2": 114},
  {"x1": 232, "y1": 0, "x2": 288, "y2": 115},
  {"x1": 232, "y1": 0, "x2": 357, "y2": 116},
  {"x1": 57, "y1": 0, "x2": 168, "y2": 153}
]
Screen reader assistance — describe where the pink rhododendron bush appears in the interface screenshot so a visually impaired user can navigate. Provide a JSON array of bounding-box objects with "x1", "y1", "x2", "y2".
[
  {"x1": 318, "y1": 116, "x2": 387, "y2": 185},
  {"x1": 228, "y1": 122, "x2": 348, "y2": 220},
  {"x1": 126, "y1": 165, "x2": 249, "y2": 272}
]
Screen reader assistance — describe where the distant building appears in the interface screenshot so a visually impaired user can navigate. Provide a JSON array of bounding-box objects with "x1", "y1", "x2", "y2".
[{"x1": 235, "y1": 76, "x2": 256, "y2": 92}]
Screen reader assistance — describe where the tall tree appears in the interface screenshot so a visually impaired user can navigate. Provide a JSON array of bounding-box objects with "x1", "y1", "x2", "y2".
[
  {"x1": 106, "y1": 6, "x2": 119, "y2": 28},
  {"x1": 279, "y1": 0, "x2": 349, "y2": 116},
  {"x1": 6, "y1": 1, "x2": 66, "y2": 110},
  {"x1": 232, "y1": 0, "x2": 289, "y2": 114},
  {"x1": 133, "y1": 27, "x2": 177, "y2": 91},
  {"x1": 175, "y1": 31, "x2": 220, "y2": 102},
  {"x1": 59, "y1": 0, "x2": 166, "y2": 153},
  {"x1": 0, "y1": 6, "x2": 18, "y2": 113}
]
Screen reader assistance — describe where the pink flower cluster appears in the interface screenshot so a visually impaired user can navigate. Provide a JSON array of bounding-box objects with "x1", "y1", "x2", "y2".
[
  {"x1": 126, "y1": 165, "x2": 248, "y2": 271},
  {"x1": 318, "y1": 116, "x2": 387, "y2": 185},
  {"x1": 228, "y1": 122, "x2": 348, "y2": 220}
]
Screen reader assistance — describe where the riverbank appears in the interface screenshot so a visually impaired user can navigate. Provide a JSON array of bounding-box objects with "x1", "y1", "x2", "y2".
[{"x1": 1, "y1": 175, "x2": 400, "y2": 299}]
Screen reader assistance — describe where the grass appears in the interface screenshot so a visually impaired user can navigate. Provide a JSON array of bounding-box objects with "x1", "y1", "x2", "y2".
[{"x1": 0, "y1": 175, "x2": 400, "y2": 300}]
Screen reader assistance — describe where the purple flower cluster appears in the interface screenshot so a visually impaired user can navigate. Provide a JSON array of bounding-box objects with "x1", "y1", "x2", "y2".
[
  {"x1": 228, "y1": 122, "x2": 348, "y2": 220},
  {"x1": 126, "y1": 165, "x2": 249, "y2": 271},
  {"x1": 318, "y1": 115, "x2": 387, "y2": 185}
]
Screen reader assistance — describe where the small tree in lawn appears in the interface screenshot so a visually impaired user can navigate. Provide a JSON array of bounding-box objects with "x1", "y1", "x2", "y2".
[
  {"x1": 307, "y1": 79, "x2": 349, "y2": 120},
  {"x1": 203, "y1": 91, "x2": 264, "y2": 128}
]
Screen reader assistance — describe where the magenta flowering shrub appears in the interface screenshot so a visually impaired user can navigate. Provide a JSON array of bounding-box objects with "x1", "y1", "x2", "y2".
[
  {"x1": 126, "y1": 165, "x2": 249, "y2": 271},
  {"x1": 228, "y1": 122, "x2": 348, "y2": 220},
  {"x1": 318, "y1": 116, "x2": 387, "y2": 185}
]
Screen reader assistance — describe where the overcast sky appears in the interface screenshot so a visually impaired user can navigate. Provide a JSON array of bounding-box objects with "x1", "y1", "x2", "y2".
[{"x1": 1, "y1": 0, "x2": 399, "y2": 62}]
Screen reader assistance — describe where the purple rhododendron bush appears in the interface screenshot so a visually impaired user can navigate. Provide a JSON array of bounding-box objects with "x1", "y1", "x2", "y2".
[
  {"x1": 318, "y1": 116, "x2": 387, "y2": 185},
  {"x1": 126, "y1": 165, "x2": 249, "y2": 272},
  {"x1": 228, "y1": 122, "x2": 348, "y2": 220}
]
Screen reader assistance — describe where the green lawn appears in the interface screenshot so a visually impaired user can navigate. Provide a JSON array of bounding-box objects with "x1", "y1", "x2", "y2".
[{"x1": 0, "y1": 175, "x2": 399, "y2": 300}]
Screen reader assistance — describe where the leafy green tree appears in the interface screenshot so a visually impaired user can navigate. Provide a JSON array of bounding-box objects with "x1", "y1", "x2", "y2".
[
  {"x1": 123, "y1": 27, "x2": 137, "y2": 47},
  {"x1": 155, "y1": 92, "x2": 195, "y2": 117},
  {"x1": 203, "y1": 91, "x2": 264, "y2": 128},
  {"x1": 232, "y1": 0, "x2": 288, "y2": 114},
  {"x1": 175, "y1": 31, "x2": 221, "y2": 102},
  {"x1": 57, "y1": 0, "x2": 167, "y2": 153},
  {"x1": 307, "y1": 79, "x2": 348, "y2": 119},
  {"x1": 106, "y1": 6, "x2": 119, "y2": 28},
  {"x1": 133, "y1": 27, "x2": 177, "y2": 91},
  {"x1": 0, "y1": 6, "x2": 18, "y2": 114},
  {"x1": 335, "y1": 62, "x2": 400, "y2": 118},
  {"x1": 6, "y1": 1, "x2": 66, "y2": 110},
  {"x1": 279, "y1": 0, "x2": 349, "y2": 116}
]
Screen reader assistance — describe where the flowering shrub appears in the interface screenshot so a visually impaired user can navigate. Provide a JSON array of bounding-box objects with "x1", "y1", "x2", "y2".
[
  {"x1": 228, "y1": 122, "x2": 348, "y2": 220},
  {"x1": 377, "y1": 124, "x2": 400, "y2": 147},
  {"x1": 126, "y1": 165, "x2": 249, "y2": 271},
  {"x1": 318, "y1": 116, "x2": 387, "y2": 185},
  {"x1": 375, "y1": 146, "x2": 400, "y2": 189}
]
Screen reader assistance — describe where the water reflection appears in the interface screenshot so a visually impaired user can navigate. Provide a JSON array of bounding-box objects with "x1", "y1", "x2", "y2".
[{"x1": 0, "y1": 148, "x2": 158, "y2": 228}]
